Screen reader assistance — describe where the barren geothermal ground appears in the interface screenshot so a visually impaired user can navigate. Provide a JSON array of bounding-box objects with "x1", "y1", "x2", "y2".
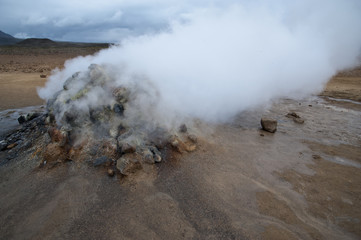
[{"x1": 0, "y1": 47, "x2": 361, "y2": 240}]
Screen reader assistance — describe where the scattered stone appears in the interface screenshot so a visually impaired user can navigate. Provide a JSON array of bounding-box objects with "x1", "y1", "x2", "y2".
[
  {"x1": 40, "y1": 74, "x2": 47, "y2": 78},
  {"x1": 6, "y1": 143, "x2": 17, "y2": 149},
  {"x1": 179, "y1": 124, "x2": 187, "y2": 133},
  {"x1": 260, "y1": 133, "x2": 264, "y2": 137},
  {"x1": 93, "y1": 156, "x2": 113, "y2": 167},
  {"x1": 107, "y1": 168, "x2": 115, "y2": 177},
  {"x1": 113, "y1": 103, "x2": 124, "y2": 116},
  {"x1": 286, "y1": 112, "x2": 305, "y2": 124},
  {"x1": 154, "y1": 154, "x2": 162, "y2": 163},
  {"x1": 18, "y1": 115, "x2": 26, "y2": 124},
  {"x1": 312, "y1": 154, "x2": 321, "y2": 160},
  {"x1": 260, "y1": 118, "x2": 277, "y2": 133},
  {"x1": 0, "y1": 141, "x2": 7, "y2": 151},
  {"x1": 26, "y1": 112, "x2": 41, "y2": 121},
  {"x1": 293, "y1": 118, "x2": 305, "y2": 124},
  {"x1": 149, "y1": 146, "x2": 162, "y2": 163},
  {"x1": 18, "y1": 112, "x2": 41, "y2": 124},
  {"x1": 286, "y1": 112, "x2": 300, "y2": 118},
  {"x1": 143, "y1": 148, "x2": 155, "y2": 164}
]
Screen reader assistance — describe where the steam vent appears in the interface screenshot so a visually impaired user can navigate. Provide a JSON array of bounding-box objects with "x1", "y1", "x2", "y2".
[{"x1": 41, "y1": 64, "x2": 197, "y2": 175}]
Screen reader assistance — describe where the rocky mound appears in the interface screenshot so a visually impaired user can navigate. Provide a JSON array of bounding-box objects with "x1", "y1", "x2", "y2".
[{"x1": 1, "y1": 64, "x2": 197, "y2": 176}]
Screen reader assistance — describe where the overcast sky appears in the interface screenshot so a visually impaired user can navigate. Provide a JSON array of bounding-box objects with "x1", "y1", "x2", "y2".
[{"x1": 0, "y1": 0, "x2": 242, "y2": 43}]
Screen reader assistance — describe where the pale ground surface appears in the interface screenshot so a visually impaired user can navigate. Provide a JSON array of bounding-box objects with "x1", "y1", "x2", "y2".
[{"x1": 0, "y1": 49, "x2": 360, "y2": 239}]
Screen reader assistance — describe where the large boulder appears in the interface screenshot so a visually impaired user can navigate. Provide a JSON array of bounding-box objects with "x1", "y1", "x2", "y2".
[{"x1": 261, "y1": 118, "x2": 277, "y2": 133}]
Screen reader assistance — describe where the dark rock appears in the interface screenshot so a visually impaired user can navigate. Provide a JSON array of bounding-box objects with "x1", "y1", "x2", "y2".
[
  {"x1": 179, "y1": 124, "x2": 187, "y2": 133},
  {"x1": 0, "y1": 141, "x2": 7, "y2": 151},
  {"x1": 113, "y1": 103, "x2": 124, "y2": 116},
  {"x1": 26, "y1": 112, "x2": 41, "y2": 121},
  {"x1": 261, "y1": 118, "x2": 277, "y2": 133},
  {"x1": 146, "y1": 127, "x2": 169, "y2": 149},
  {"x1": 18, "y1": 115, "x2": 26, "y2": 124},
  {"x1": 286, "y1": 112, "x2": 305, "y2": 124},
  {"x1": 93, "y1": 156, "x2": 112, "y2": 167},
  {"x1": 40, "y1": 74, "x2": 47, "y2": 78},
  {"x1": 149, "y1": 146, "x2": 161, "y2": 156},
  {"x1": 120, "y1": 142, "x2": 136, "y2": 154},
  {"x1": 149, "y1": 146, "x2": 162, "y2": 163},
  {"x1": 312, "y1": 154, "x2": 321, "y2": 159},
  {"x1": 286, "y1": 112, "x2": 300, "y2": 118}
]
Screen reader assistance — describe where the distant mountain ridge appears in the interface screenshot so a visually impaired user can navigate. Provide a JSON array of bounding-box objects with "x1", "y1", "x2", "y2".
[
  {"x1": 0, "y1": 30, "x2": 22, "y2": 45},
  {"x1": 16, "y1": 38, "x2": 56, "y2": 47},
  {"x1": 0, "y1": 30, "x2": 110, "y2": 48}
]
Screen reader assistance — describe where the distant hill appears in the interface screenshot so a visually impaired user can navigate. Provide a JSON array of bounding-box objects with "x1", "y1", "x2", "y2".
[
  {"x1": 0, "y1": 30, "x2": 110, "y2": 48},
  {"x1": 0, "y1": 30, "x2": 22, "y2": 45},
  {"x1": 16, "y1": 38, "x2": 57, "y2": 47}
]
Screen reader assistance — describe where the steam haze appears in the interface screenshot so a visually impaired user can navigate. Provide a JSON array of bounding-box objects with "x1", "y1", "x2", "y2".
[{"x1": 38, "y1": 0, "x2": 361, "y2": 127}]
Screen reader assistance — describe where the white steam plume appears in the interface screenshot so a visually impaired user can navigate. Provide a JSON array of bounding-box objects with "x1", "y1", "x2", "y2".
[{"x1": 38, "y1": 0, "x2": 361, "y2": 128}]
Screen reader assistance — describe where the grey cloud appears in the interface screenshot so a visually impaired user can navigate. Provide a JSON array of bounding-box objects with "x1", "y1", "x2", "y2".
[{"x1": 0, "y1": 0, "x2": 215, "y2": 42}]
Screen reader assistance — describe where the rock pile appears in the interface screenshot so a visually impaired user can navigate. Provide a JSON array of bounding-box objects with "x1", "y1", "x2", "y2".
[{"x1": 41, "y1": 64, "x2": 197, "y2": 176}]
